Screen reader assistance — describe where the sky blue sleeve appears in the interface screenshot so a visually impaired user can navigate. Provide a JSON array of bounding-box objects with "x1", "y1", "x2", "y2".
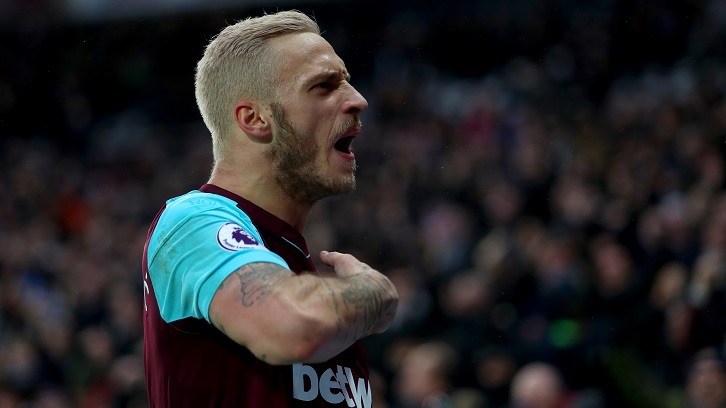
[{"x1": 147, "y1": 193, "x2": 289, "y2": 324}]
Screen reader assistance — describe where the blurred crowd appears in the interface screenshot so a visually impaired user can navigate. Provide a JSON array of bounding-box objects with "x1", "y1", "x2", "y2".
[{"x1": 1, "y1": 0, "x2": 726, "y2": 407}]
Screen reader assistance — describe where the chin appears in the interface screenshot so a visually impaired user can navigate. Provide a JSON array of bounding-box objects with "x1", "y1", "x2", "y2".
[
  {"x1": 326, "y1": 174, "x2": 357, "y2": 196},
  {"x1": 284, "y1": 173, "x2": 357, "y2": 204}
]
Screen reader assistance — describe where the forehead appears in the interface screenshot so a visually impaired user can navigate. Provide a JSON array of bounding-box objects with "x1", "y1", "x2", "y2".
[{"x1": 270, "y1": 32, "x2": 347, "y2": 90}]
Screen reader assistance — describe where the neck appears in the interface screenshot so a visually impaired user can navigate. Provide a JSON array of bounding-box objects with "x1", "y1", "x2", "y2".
[{"x1": 208, "y1": 162, "x2": 312, "y2": 233}]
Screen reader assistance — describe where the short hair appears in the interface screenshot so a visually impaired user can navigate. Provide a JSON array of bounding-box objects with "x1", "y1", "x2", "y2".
[{"x1": 194, "y1": 10, "x2": 320, "y2": 162}]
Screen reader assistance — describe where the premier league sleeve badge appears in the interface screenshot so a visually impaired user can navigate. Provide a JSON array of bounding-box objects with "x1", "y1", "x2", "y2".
[{"x1": 216, "y1": 222, "x2": 263, "y2": 251}]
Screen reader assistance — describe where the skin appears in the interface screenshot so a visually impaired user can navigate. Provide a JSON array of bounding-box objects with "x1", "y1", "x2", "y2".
[
  {"x1": 209, "y1": 31, "x2": 367, "y2": 230},
  {"x1": 206, "y1": 31, "x2": 398, "y2": 365}
]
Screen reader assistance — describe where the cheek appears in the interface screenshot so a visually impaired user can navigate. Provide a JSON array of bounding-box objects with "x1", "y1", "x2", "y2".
[{"x1": 287, "y1": 102, "x2": 339, "y2": 143}]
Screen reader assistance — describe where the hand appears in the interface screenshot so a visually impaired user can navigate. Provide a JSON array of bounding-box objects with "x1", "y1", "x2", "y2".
[{"x1": 319, "y1": 250, "x2": 373, "y2": 278}]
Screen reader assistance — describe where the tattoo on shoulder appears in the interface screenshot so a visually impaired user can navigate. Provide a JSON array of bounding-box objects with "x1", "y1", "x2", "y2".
[{"x1": 234, "y1": 263, "x2": 289, "y2": 307}]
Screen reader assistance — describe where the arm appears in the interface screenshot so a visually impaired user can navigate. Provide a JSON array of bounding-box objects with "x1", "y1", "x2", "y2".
[{"x1": 208, "y1": 250, "x2": 398, "y2": 365}]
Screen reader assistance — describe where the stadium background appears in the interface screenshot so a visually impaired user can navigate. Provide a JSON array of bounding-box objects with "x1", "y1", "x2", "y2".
[{"x1": 1, "y1": 0, "x2": 726, "y2": 407}]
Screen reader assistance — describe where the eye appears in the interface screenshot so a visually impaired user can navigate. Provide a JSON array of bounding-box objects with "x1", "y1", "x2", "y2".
[{"x1": 311, "y1": 81, "x2": 335, "y2": 91}]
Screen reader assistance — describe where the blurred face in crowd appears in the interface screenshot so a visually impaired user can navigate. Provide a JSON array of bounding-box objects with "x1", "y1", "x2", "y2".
[
  {"x1": 511, "y1": 363, "x2": 563, "y2": 408},
  {"x1": 264, "y1": 32, "x2": 368, "y2": 203},
  {"x1": 687, "y1": 354, "x2": 726, "y2": 408}
]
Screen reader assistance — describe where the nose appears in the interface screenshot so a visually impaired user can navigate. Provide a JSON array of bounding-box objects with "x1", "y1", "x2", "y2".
[{"x1": 342, "y1": 86, "x2": 368, "y2": 115}]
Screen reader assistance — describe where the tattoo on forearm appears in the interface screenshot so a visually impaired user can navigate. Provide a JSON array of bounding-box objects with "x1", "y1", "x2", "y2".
[
  {"x1": 214, "y1": 262, "x2": 391, "y2": 348},
  {"x1": 317, "y1": 277, "x2": 345, "y2": 337},
  {"x1": 337, "y1": 275, "x2": 389, "y2": 341},
  {"x1": 234, "y1": 263, "x2": 289, "y2": 307}
]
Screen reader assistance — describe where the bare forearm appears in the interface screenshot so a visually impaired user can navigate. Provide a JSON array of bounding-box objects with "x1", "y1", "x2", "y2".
[{"x1": 209, "y1": 260, "x2": 398, "y2": 364}]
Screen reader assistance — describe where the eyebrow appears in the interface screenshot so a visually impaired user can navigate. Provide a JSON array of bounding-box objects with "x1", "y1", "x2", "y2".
[{"x1": 304, "y1": 70, "x2": 351, "y2": 87}]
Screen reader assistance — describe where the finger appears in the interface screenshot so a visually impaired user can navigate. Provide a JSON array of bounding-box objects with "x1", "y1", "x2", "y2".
[
  {"x1": 320, "y1": 251, "x2": 358, "y2": 270},
  {"x1": 318, "y1": 250, "x2": 338, "y2": 266}
]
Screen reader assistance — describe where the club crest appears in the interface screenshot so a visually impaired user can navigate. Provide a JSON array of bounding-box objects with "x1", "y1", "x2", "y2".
[{"x1": 217, "y1": 222, "x2": 261, "y2": 251}]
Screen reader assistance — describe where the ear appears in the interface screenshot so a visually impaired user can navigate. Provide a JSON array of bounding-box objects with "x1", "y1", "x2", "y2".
[{"x1": 234, "y1": 101, "x2": 271, "y2": 138}]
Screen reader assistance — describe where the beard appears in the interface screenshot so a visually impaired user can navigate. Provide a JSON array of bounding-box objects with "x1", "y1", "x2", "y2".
[{"x1": 265, "y1": 103, "x2": 358, "y2": 204}]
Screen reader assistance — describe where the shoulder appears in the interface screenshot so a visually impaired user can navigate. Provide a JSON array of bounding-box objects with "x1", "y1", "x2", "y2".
[
  {"x1": 157, "y1": 190, "x2": 249, "y2": 229},
  {"x1": 164, "y1": 190, "x2": 238, "y2": 218},
  {"x1": 149, "y1": 190, "x2": 260, "y2": 253}
]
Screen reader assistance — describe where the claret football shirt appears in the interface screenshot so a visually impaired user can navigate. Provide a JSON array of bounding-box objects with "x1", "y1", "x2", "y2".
[{"x1": 143, "y1": 184, "x2": 370, "y2": 407}]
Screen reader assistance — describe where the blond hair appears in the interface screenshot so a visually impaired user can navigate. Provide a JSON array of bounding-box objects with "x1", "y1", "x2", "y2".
[{"x1": 194, "y1": 10, "x2": 320, "y2": 163}]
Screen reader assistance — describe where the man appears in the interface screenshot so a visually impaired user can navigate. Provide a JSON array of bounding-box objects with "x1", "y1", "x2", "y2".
[{"x1": 142, "y1": 10, "x2": 399, "y2": 407}]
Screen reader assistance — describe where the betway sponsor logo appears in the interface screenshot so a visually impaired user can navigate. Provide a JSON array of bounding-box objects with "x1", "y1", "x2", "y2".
[{"x1": 292, "y1": 363, "x2": 371, "y2": 408}]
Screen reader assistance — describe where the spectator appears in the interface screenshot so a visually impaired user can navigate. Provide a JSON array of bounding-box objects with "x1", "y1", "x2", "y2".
[
  {"x1": 685, "y1": 349, "x2": 726, "y2": 408},
  {"x1": 392, "y1": 340, "x2": 458, "y2": 408}
]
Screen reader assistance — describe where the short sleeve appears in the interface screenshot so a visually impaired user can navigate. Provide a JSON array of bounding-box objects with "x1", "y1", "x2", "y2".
[{"x1": 147, "y1": 192, "x2": 289, "y2": 323}]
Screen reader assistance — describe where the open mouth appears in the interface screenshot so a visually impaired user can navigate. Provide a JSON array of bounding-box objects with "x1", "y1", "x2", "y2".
[{"x1": 334, "y1": 136, "x2": 355, "y2": 154}]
